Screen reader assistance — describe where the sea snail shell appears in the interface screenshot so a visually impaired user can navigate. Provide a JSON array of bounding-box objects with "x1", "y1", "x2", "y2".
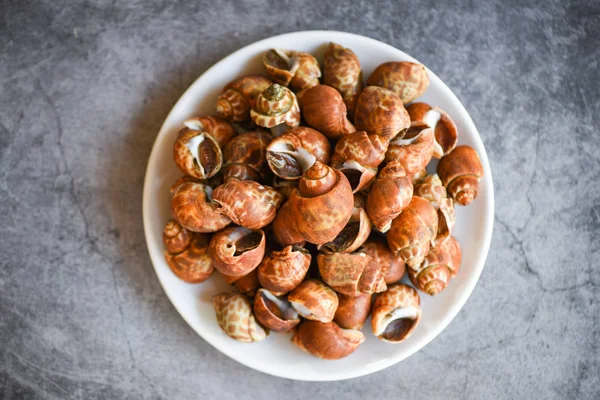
[
  {"x1": 371, "y1": 283, "x2": 421, "y2": 343},
  {"x1": 170, "y1": 182, "x2": 231, "y2": 233},
  {"x1": 292, "y1": 320, "x2": 365, "y2": 360},
  {"x1": 212, "y1": 180, "x2": 283, "y2": 229},
  {"x1": 367, "y1": 61, "x2": 429, "y2": 105},
  {"x1": 263, "y1": 49, "x2": 321, "y2": 92},
  {"x1": 322, "y1": 42, "x2": 364, "y2": 119},
  {"x1": 384, "y1": 121, "x2": 435, "y2": 177},
  {"x1": 297, "y1": 85, "x2": 356, "y2": 140},
  {"x1": 253, "y1": 288, "x2": 300, "y2": 332},
  {"x1": 354, "y1": 86, "x2": 410, "y2": 141},
  {"x1": 365, "y1": 161, "x2": 413, "y2": 233},
  {"x1": 387, "y1": 196, "x2": 438, "y2": 268},
  {"x1": 287, "y1": 279, "x2": 339, "y2": 323},
  {"x1": 216, "y1": 75, "x2": 273, "y2": 122},
  {"x1": 257, "y1": 245, "x2": 311, "y2": 295},
  {"x1": 173, "y1": 127, "x2": 223, "y2": 180},
  {"x1": 407, "y1": 102, "x2": 458, "y2": 158},
  {"x1": 408, "y1": 236, "x2": 462, "y2": 296},
  {"x1": 317, "y1": 252, "x2": 387, "y2": 296},
  {"x1": 266, "y1": 127, "x2": 331, "y2": 180},
  {"x1": 437, "y1": 145, "x2": 484, "y2": 206},
  {"x1": 213, "y1": 292, "x2": 268, "y2": 343},
  {"x1": 163, "y1": 220, "x2": 214, "y2": 283},
  {"x1": 208, "y1": 226, "x2": 266, "y2": 277}
]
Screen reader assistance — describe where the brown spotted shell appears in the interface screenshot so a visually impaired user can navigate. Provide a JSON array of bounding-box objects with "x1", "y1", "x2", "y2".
[
  {"x1": 288, "y1": 279, "x2": 339, "y2": 323},
  {"x1": 292, "y1": 320, "x2": 365, "y2": 360},
  {"x1": 251, "y1": 84, "x2": 301, "y2": 129},
  {"x1": 333, "y1": 293, "x2": 372, "y2": 330},
  {"x1": 317, "y1": 252, "x2": 387, "y2": 296},
  {"x1": 263, "y1": 49, "x2": 321, "y2": 92},
  {"x1": 163, "y1": 220, "x2": 214, "y2": 283},
  {"x1": 297, "y1": 85, "x2": 356, "y2": 140},
  {"x1": 407, "y1": 102, "x2": 458, "y2": 158},
  {"x1": 414, "y1": 174, "x2": 455, "y2": 243},
  {"x1": 367, "y1": 62, "x2": 429, "y2": 105},
  {"x1": 216, "y1": 76, "x2": 273, "y2": 122},
  {"x1": 163, "y1": 218, "x2": 193, "y2": 254},
  {"x1": 208, "y1": 226, "x2": 266, "y2": 276},
  {"x1": 413, "y1": 174, "x2": 447, "y2": 208},
  {"x1": 213, "y1": 293, "x2": 268, "y2": 342},
  {"x1": 408, "y1": 236, "x2": 462, "y2": 296},
  {"x1": 330, "y1": 131, "x2": 388, "y2": 193},
  {"x1": 322, "y1": 42, "x2": 364, "y2": 119},
  {"x1": 359, "y1": 236, "x2": 406, "y2": 284},
  {"x1": 354, "y1": 86, "x2": 410, "y2": 140},
  {"x1": 266, "y1": 127, "x2": 331, "y2": 180},
  {"x1": 183, "y1": 116, "x2": 237, "y2": 148},
  {"x1": 257, "y1": 245, "x2": 311, "y2": 295},
  {"x1": 385, "y1": 121, "x2": 435, "y2": 176},
  {"x1": 222, "y1": 130, "x2": 273, "y2": 182},
  {"x1": 170, "y1": 182, "x2": 231, "y2": 233},
  {"x1": 371, "y1": 284, "x2": 421, "y2": 343},
  {"x1": 273, "y1": 162, "x2": 355, "y2": 245},
  {"x1": 437, "y1": 145, "x2": 484, "y2": 206},
  {"x1": 366, "y1": 161, "x2": 414, "y2": 233},
  {"x1": 387, "y1": 196, "x2": 438, "y2": 268},
  {"x1": 318, "y1": 193, "x2": 371, "y2": 253},
  {"x1": 173, "y1": 128, "x2": 223, "y2": 179},
  {"x1": 253, "y1": 289, "x2": 300, "y2": 332},
  {"x1": 212, "y1": 180, "x2": 283, "y2": 229}
]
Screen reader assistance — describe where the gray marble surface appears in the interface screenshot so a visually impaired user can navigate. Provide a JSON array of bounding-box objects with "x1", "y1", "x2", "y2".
[{"x1": 1, "y1": 1, "x2": 599, "y2": 399}]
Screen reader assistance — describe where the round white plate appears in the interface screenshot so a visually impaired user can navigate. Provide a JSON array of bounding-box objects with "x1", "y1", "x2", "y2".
[{"x1": 142, "y1": 31, "x2": 494, "y2": 381}]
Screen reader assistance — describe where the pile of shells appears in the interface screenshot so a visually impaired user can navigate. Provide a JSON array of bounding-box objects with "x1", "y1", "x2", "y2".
[{"x1": 164, "y1": 43, "x2": 484, "y2": 359}]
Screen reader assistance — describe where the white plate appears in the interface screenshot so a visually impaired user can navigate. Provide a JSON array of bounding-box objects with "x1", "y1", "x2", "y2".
[{"x1": 142, "y1": 31, "x2": 494, "y2": 381}]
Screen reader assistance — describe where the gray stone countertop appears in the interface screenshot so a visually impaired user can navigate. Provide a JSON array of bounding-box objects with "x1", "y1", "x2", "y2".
[{"x1": 1, "y1": 1, "x2": 598, "y2": 399}]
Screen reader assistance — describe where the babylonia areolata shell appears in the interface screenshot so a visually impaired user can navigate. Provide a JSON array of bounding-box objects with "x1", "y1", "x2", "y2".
[
  {"x1": 173, "y1": 127, "x2": 223, "y2": 180},
  {"x1": 170, "y1": 182, "x2": 231, "y2": 233},
  {"x1": 323, "y1": 42, "x2": 364, "y2": 119},
  {"x1": 182, "y1": 116, "x2": 237, "y2": 148},
  {"x1": 213, "y1": 292, "x2": 268, "y2": 343},
  {"x1": 318, "y1": 193, "x2": 371, "y2": 254},
  {"x1": 266, "y1": 127, "x2": 331, "y2": 180},
  {"x1": 273, "y1": 161, "x2": 354, "y2": 245},
  {"x1": 359, "y1": 236, "x2": 406, "y2": 284},
  {"x1": 222, "y1": 130, "x2": 273, "y2": 182},
  {"x1": 288, "y1": 279, "x2": 339, "y2": 323},
  {"x1": 354, "y1": 86, "x2": 410, "y2": 140},
  {"x1": 371, "y1": 283, "x2": 421, "y2": 343},
  {"x1": 366, "y1": 161, "x2": 413, "y2": 233},
  {"x1": 317, "y1": 252, "x2": 387, "y2": 296},
  {"x1": 253, "y1": 288, "x2": 300, "y2": 332},
  {"x1": 292, "y1": 320, "x2": 364, "y2": 360},
  {"x1": 414, "y1": 174, "x2": 456, "y2": 243},
  {"x1": 212, "y1": 180, "x2": 283, "y2": 229},
  {"x1": 257, "y1": 245, "x2": 311, "y2": 295},
  {"x1": 250, "y1": 83, "x2": 300, "y2": 129},
  {"x1": 408, "y1": 236, "x2": 462, "y2": 296},
  {"x1": 208, "y1": 226, "x2": 266, "y2": 277},
  {"x1": 297, "y1": 85, "x2": 356, "y2": 140},
  {"x1": 333, "y1": 293, "x2": 372, "y2": 330},
  {"x1": 367, "y1": 62, "x2": 429, "y2": 105},
  {"x1": 387, "y1": 196, "x2": 438, "y2": 268},
  {"x1": 216, "y1": 76, "x2": 273, "y2": 122},
  {"x1": 407, "y1": 102, "x2": 458, "y2": 158},
  {"x1": 263, "y1": 49, "x2": 321, "y2": 92},
  {"x1": 437, "y1": 145, "x2": 484, "y2": 206},
  {"x1": 163, "y1": 220, "x2": 214, "y2": 283},
  {"x1": 384, "y1": 121, "x2": 435, "y2": 177},
  {"x1": 330, "y1": 131, "x2": 388, "y2": 193}
]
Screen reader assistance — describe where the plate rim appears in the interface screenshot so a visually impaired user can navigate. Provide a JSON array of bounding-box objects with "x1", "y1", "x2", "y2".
[{"x1": 142, "y1": 30, "x2": 495, "y2": 381}]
